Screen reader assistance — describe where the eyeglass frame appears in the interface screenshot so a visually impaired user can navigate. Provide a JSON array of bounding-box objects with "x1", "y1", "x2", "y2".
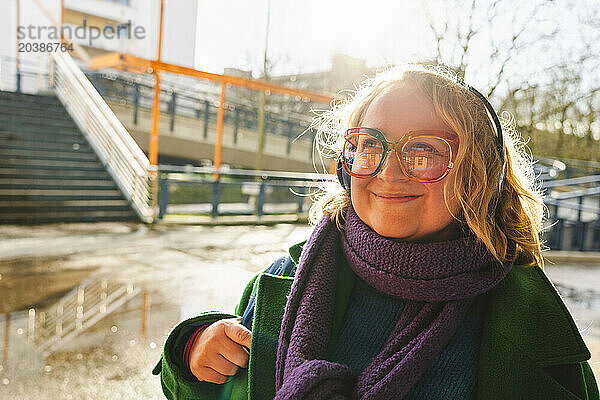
[{"x1": 341, "y1": 127, "x2": 459, "y2": 183}]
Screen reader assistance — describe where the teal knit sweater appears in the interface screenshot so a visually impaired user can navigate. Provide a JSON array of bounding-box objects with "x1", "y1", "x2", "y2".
[{"x1": 328, "y1": 276, "x2": 486, "y2": 399}]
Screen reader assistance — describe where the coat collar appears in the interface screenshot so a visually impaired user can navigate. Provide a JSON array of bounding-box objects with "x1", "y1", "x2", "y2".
[
  {"x1": 482, "y1": 264, "x2": 590, "y2": 367},
  {"x1": 477, "y1": 264, "x2": 591, "y2": 398}
]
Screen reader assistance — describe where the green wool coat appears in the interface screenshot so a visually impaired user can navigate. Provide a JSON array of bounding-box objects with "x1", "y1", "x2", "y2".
[{"x1": 154, "y1": 242, "x2": 599, "y2": 400}]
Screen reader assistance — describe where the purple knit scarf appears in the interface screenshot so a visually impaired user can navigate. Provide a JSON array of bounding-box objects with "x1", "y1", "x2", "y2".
[{"x1": 274, "y1": 207, "x2": 516, "y2": 399}]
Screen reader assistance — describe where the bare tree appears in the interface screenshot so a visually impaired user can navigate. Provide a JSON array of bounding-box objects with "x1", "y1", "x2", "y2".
[{"x1": 421, "y1": 0, "x2": 600, "y2": 162}]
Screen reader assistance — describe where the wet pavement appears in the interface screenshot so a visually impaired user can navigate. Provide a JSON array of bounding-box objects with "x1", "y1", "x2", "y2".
[{"x1": 0, "y1": 222, "x2": 598, "y2": 399}]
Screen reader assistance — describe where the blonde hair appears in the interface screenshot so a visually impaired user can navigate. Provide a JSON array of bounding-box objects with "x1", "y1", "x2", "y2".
[{"x1": 308, "y1": 65, "x2": 545, "y2": 267}]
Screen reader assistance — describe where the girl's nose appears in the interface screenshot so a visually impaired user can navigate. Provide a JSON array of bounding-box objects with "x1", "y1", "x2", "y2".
[{"x1": 378, "y1": 150, "x2": 410, "y2": 182}]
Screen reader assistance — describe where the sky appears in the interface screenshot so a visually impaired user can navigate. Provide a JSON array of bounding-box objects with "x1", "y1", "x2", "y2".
[
  {"x1": 194, "y1": 0, "x2": 435, "y2": 76},
  {"x1": 192, "y1": 0, "x2": 599, "y2": 95},
  {"x1": 2, "y1": 0, "x2": 596, "y2": 97}
]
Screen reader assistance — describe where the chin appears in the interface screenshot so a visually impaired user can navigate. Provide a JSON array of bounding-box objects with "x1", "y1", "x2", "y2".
[{"x1": 368, "y1": 223, "x2": 415, "y2": 241}]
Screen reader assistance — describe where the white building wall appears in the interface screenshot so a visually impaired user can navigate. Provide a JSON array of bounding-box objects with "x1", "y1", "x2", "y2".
[
  {"x1": 0, "y1": 0, "x2": 61, "y2": 92},
  {"x1": 161, "y1": 0, "x2": 197, "y2": 67},
  {"x1": 0, "y1": 0, "x2": 197, "y2": 91},
  {"x1": 63, "y1": 0, "x2": 197, "y2": 67}
]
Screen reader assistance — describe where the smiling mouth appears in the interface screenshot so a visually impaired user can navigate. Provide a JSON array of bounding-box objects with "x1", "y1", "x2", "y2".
[{"x1": 374, "y1": 193, "x2": 421, "y2": 200}]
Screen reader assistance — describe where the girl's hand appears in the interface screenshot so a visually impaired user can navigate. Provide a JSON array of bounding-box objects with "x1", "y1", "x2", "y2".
[{"x1": 188, "y1": 317, "x2": 252, "y2": 384}]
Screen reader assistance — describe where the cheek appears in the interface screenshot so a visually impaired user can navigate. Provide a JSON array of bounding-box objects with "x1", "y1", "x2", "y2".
[
  {"x1": 350, "y1": 180, "x2": 370, "y2": 209},
  {"x1": 424, "y1": 182, "x2": 461, "y2": 223}
]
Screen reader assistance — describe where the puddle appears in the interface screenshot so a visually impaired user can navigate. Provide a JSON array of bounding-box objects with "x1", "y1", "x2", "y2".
[
  {"x1": 0, "y1": 265, "x2": 96, "y2": 314},
  {"x1": 1, "y1": 222, "x2": 596, "y2": 397}
]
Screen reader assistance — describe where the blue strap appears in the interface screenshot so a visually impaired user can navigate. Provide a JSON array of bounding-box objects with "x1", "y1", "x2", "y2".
[{"x1": 241, "y1": 256, "x2": 296, "y2": 330}]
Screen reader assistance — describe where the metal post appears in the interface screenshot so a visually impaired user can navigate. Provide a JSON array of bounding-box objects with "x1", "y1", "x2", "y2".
[
  {"x1": 234, "y1": 108, "x2": 240, "y2": 144},
  {"x1": 577, "y1": 196, "x2": 583, "y2": 222},
  {"x1": 61, "y1": 0, "x2": 64, "y2": 40},
  {"x1": 16, "y1": 0, "x2": 21, "y2": 93},
  {"x1": 92, "y1": 73, "x2": 101, "y2": 92},
  {"x1": 556, "y1": 220, "x2": 564, "y2": 250},
  {"x1": 141, "y1": 290, "x2": 149, "y2": 338},
  {"x1": 169, "y1": 91, "x2": 177, "y2": 132},
  {"x1": 149, "y1": 0, "x2": 165, "y2": 223},
  {"x1": 256, "y1": 0, "x2": 271, "y2": 170},
  {"x1": 309, "y1": 130, "x2": 315, "y2": 157},
  {"x1": 16, "y1": 71, "x2": 21, "y2": 93},
  {"x1": 211, "y1": 179, "x2": 221, "y2": 218},
  {"x1": 256, "y1": 93, "x2": 267, "y2": 170},
  {"x1": 158, "y1": 176, "x2": 169, "y2": 219},
  {"x1": 580, "y1": 222, "x2": 588, "y2": 251},
  {"x1": 214, "y1": 82, "x2": 226, "y2": 177},
  {"x1": 296, "y1": 186, "x2": 304, "y2": 213},
  {"x1": 286, "y1": 120, "x2": 293, "y2": 154},
  {"x1": 257, "y1": 180, "x2": 266, "y2": 217},
  {"x1": 203, "y1": 100, "x2": 209, "y2": 139},
  {"x1": 133, "y1": 83, "x2": 140, "y2": 125}
]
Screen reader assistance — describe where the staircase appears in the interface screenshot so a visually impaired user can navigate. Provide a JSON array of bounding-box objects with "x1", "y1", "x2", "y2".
[{"x1": 0, "y1": 90, "x2": 139, "y2": 223}]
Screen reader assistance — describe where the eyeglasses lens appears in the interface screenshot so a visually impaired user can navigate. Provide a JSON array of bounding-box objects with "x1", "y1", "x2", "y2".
[
  {"x1": 402, "y1": 137, "x2": 451, "y2": 180},
  {"x1": 343, "y1": 133, "x2": 451, "y2": 181},
  {"x1": 344, "y1": 134, "x2": 384, "y2": 176}
]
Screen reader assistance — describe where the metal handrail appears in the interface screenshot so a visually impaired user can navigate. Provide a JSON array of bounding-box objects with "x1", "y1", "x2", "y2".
[
  {"x1": 551, "y1": 186, "x2": 600, "y2": 200},
  {"x1": 541, "y1": 175, "x2": 600, "y2": 189},
  {"x1": 91, "y1": 72, "x2": 315, "y2": 143},
  {"x1": 545, "y1": 197, "x2": 600, "y2": 216},
  {"x1": 49, "y1": 50, "x2": 151, "y2": 222},
  {"x1": 89, "y1": 68, "x2": 315, "y2": 125},
  {"x1": 159, "y1": 164, "x2": 331, "y2": 181}
]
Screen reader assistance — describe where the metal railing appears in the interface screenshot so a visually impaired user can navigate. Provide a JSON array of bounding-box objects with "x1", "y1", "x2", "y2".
[
  {"x1": 540, "y1": 174, "x2": 600, "y2": 251},
  {"x1": 87, "y1": 70, "x2": 316, "y2": 156},
  {"x1": 49, "y1": 50, "x2": 152, "y2": 222},
  {"x1": 0, "y1": 55, "x2": 52, "y2": 94},
  {"x1": 157, "y1": 165, "x2": 329, "y2": 219}
]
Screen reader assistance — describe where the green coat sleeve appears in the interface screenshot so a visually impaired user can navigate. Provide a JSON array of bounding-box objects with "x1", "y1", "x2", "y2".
[{"x1": 153, "y1": 270, "x2": 264, "y2": 400}]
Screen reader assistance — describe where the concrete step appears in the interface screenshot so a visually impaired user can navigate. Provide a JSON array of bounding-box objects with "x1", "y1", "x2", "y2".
[
  {"x1": 0, "y1": 97, "x2": 67, "y2": 114},
  {"x1": 0, "y1": 182, "x2": 117, "y2": 191},
  {"x1": 0, "y1": 148, "x2": 97, "y2": 162},
  {"x1": 0, "y1": 91, "x2": 63, "y2": 106},
  {"x1": 0, "y1": 90, "x2": 142, "y2": 223},
  {"x1": 0, "y1": 188, "x2": 123, "y2": 197},
  {"x1": 0, "y1": 201, "x2": 130, "y2": 212},
  {"x1": 0, "y1": 178, "x2": 115, "y2": 188},
  {"x1": 0, "y1": 131, "x2": 87, "y2": 144},
  {"x1": 0, "y1": 103, "x2": 69, "y2": 119},
  {"x1": 0, "y1": 141, "x2": 93, "y2": 153},
  {"x1": 0, "y1": 210, "x2": 138, "y2": 224},
  {"x1": 0, "y1": 198, "x2": 129, "y2": 207},
  {"x1": 0, "y1": 115, "x2": 78, "y2": 130},
  {"x1": 0, "y1": 194, "x2": 125, "y2": 202},
  {"x1": 0, "y1": 157, "x2": 103, "y2": 169},
  {"x1": 0, "y1": 167, "x2": 111, "y2": 179}
]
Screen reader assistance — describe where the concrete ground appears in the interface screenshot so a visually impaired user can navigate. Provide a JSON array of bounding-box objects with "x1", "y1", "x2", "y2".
[{"x1": 0, "y1": 221, "x2": 598, "y2": 399}]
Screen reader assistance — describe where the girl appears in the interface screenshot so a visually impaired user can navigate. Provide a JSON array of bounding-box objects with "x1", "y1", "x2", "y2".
[{"x1": 154, "y1": 66, "x2": 598, "y2": 399}]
